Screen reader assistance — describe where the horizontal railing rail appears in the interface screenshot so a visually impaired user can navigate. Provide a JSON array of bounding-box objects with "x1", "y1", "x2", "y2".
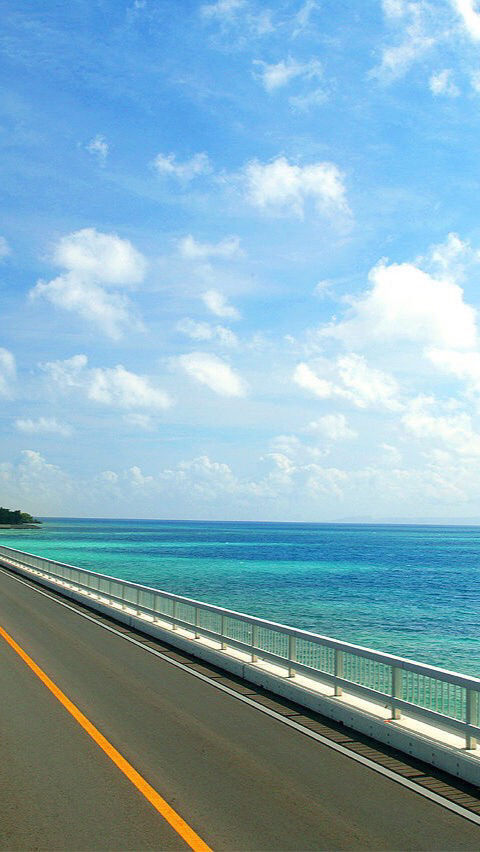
[{"x1": 0, "y1": 542, "x2": 478, "y2": 750}]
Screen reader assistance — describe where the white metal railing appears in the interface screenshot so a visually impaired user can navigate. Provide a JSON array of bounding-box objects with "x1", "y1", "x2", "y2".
[{"x1": 1, "y1": 543, "x2": 479, "y2": 751}]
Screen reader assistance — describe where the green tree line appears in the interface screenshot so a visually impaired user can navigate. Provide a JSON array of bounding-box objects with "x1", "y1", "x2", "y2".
[{"x1": 0, "y1": 507, "x2": 40, "y2": 525}]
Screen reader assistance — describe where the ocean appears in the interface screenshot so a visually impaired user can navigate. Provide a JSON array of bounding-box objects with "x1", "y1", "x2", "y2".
[{"x1": 1, "y1": 518, "x2": 479, "y2": 677}]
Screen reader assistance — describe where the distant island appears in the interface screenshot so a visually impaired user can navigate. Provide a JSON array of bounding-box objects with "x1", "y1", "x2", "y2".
[{"x1": 0, "y1": 506, "x2": 41, "y2": 527}]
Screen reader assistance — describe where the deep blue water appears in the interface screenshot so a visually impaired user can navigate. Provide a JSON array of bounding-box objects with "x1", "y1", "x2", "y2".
[{"x1": 1, "y1": 518, "x2": 479, "y2": 676}]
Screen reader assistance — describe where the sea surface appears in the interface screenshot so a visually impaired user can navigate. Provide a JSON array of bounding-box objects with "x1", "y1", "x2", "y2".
[{"x1": 1, "y1": 518, "x2": 479, "y2": 677}]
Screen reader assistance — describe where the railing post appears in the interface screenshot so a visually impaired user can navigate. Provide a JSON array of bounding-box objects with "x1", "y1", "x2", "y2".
[
  {"x1": 466, "y1": 689, "x2": 478, "y2": 750},
  {"x1": 334, "y1": 648, "x2": 344, "y2": 697},
  {"x1": 251, "y1": 624, "x2": 258, "y2": 662},
  {"x1": 391, "y1": 666, "x2": 402, "y2": 720},
  {"x1": 172, "y1": 599, "x2": 177, "y2": 630},
  {"x1": 221, "y1": 614, "x2": 227, "y2": 650},
  {"x1": 136, "y1": 586, "x2": 141, "y2": 616},
  {"x1": 288, "y1": 634, "x2": 296, "y2": 677},
  {"x1": 194, "y1": 606, "x2": 200, "y2": 639}
]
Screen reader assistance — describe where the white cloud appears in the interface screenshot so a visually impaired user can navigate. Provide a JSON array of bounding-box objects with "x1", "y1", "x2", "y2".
[
  {"x1": 403, "y1": 395, "x2": 480, "y2": 456},
  {"x1": 289, "y1": 87, "x2": 327, "y2": 111},
  {"x1": 153, "y1": 152, "x2": 211, "y2": 180},
  {"x1": 0, "y1": 236, "x2": 10, "y2": 260},
  {"x1": 176, "y1": 318, "x2": 237, "y2": 346},
  {"x1": 32, "y1": 276, "x2": 137, "y2": 340},
  {"x1": 243, "y1": 156, "x2": 348, "y2": 218},
  {"x1": 326, "y1": 260, "x2": 478, "y2": 350},
  {"x1": 293, "y1": 1, "x2": 319, "y2": 36},
  {"x1": 200, "y1": 0, "x2": 273, "y2": 37},
  {"x1": 88, "y1": 365, "x2": 172, "y2": 409},
  {"x1": 429, "y1": 68, "x2": 460, "y2": 95},
  {"x1": 294, "y1": 354, "x2": 401, "y2": 411},
  {"x1": 86, "y1": 134, "x2": 109, "y2": 162},
  {"x1": 42, "y1": 354, "x2": 88, "y2": 387},
  {"x1": 293, "y1": 363, "x2": 334, "y2": 399},
  {"x1": 161, "y1": 454, "x2": 239, "y2": 501},
  {"x1": 382, "y1": 0, "x2": 409, "y2": 17},
  {"x1": 201, "y1": 0, "x2": 245, "y2": 20},
  {"x1": 373, "y1": 1, "x2": 438, "y2": 81},
  {"x1": 305, "y1": 464, "x2": 348, "y2": 498},
  {"x1": 201, "y1": 288, "x2": 240, "y2": 320},
  {"x1": 31, "y1": 228, "x2": 146, "y2": 339},
  {"x1": 126, "y1": 465, "x2": 155, "y2": 488},
  {"x1": 1, "y1": 450, "x2": 73, "y2": 508},
  {"x1": 0, "y1": 348, "x2": 15, "y2": 397},
  {"x1": 426, "y1": 347, "x2": 480, "y2": 391},
  {"x1": 178, "y1": 234, "x2": 242, "y2": 259},
  {"x1": 43, "y1": 355, "x2": 172, "y2": 410},
  {"x1": 99, "y1": 470, "x2": 118, "y2": 484},
  {"x1": 453, "y1": 0, "x2": 480, "y2": 40},
  {"x1": 53, "y1": 228, "x2": 145, "y2": 286},
  {"x1": 254, "y1": 57, "x2": 322, "y2": 92},
  {"x1": 424, "y1": 232, "x2": 470, "y2": 277},
  {"x1": 178, "y1": 352, "x2": 247, "y2": 396},
  {"x1": 303, "y1": 414, "x2": 357, "y2": 441},
  {"x1": 314, "y1": 279, "x2": 333, "y2": 298},
  {"x1": 15, "y1": 417, "x2": 72, "y2": 437}
]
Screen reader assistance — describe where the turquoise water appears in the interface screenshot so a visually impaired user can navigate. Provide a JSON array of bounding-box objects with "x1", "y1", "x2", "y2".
[{"x1": 2, "y1": 518, "x2": 479, "y2": 677}]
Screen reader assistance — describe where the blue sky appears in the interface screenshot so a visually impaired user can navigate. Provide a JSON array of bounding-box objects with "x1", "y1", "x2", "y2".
[{"x1": 3, "y1": 0, "x2": 480, "y2": 520}]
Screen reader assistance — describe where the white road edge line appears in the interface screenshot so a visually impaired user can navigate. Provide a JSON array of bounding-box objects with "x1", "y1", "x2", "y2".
[{"x1": 1, "y1": 562, "x2": 480, "y2": 829}]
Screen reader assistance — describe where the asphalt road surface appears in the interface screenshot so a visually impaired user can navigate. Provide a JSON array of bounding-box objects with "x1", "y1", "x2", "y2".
[{"x1": 1, "y1": 565, "x2": 480, "y2": 851}]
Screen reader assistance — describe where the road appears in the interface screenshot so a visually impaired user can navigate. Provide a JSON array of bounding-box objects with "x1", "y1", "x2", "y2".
[{"x1": 1, "y1": 564, "x2": 480, "y2": 851}]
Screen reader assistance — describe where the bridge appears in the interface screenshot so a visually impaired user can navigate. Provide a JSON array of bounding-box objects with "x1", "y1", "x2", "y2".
[{"x1": 1, "y1": 544, "x2": 480, "y2": 850}]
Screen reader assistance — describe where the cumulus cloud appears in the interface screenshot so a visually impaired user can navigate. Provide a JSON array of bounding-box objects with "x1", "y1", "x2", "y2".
[
  {"x1": 453, "y1": 0, "x2": 480, "y2": 40},
  {"x1": 403, "y1": 396, "x2": 480, "y2": 456},
  {"x1": 52, "y1": 229, "x2": 145, "y2": 285},
  {"x1": 0, "y1": 348, "x2": 15, "y2": 397},
  {"x1": 31, "y1": 228, "x2": 146, "y2": 339},
  {"x1": 153, "y1": 152, "x2": 211, "y2": 180},
  {"x1": 178, "y1": 234, "x2": 242, "y2": 259},
  {"x1": 254, "y1": 56, "x2": 322, "y2": 92},
  {"x1": 178, "y1": 352, "x2": 247, "y2": 396},
  {"x1": 372, "y1": 1, "x2": 438, "y2": 81},
  {"x1": 325, "y1": 260, "x2": 477, "y2": 350},
  {"x1": 243, "y1": 156, "x2": 348, "y2": 218},
  {"x1": 0, "y1": 450, "x2": 73, "y2": 509},
  {"x1": 303, "y1": 413, "x2": 357, "y2": 441},
  {"x1": 293, "y1": 354, "x2": 401, "y2": 411},
  {"x1": 88, "y1": 365, "x2": 171, "y2": 409},
  {"x1": 176, "y1": 318, "x2": 238, "y2": 346},
  {"x1": 201, "y1": 289, "x2": 240, "y2": 320},
  {"x1": 429, "y1": 69, "x2": 460, "y2": 95},
  {"x1": 43, "y1": 354, "x2": 172, "y2": 410},
  {"x1": 426, "y1": 348, "x2": 480, "y2": 391},
  {"x1": 15, "y1": 417, "x2": 72, "y2": 437},
  {"x1": 424, "y1": 232, "x2": 471, "y2": 277},
  {"x1": 86, "y1": 134, "x2": 108, "y2": 162},
  {"x1": 126, "y1": 465, "x2": 155, "y2": 488}
]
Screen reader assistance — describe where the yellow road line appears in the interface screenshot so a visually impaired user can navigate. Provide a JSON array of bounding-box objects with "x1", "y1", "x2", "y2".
[{"x1": 0, "y1": 625, "x2": 212, "y2": 852}]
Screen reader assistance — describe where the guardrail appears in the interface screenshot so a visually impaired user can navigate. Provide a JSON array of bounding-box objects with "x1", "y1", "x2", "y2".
[{"x1": 1, "y1": 543, "x2": 479, "y2": 751}]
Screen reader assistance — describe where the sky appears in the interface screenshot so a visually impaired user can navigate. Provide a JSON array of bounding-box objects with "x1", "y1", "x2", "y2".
[{"x1": 2, "y1": 0, "x2": 480, "y2": 521}]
